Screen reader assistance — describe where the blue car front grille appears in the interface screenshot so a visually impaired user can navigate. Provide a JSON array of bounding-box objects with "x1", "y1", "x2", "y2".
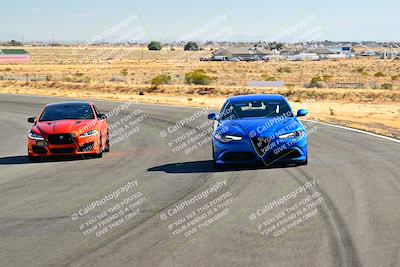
[{"x1": 251, "y1": 137, "x2": 272, "y2": 157}]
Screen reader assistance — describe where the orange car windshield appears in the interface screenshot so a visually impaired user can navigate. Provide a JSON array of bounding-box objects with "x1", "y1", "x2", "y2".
[{"x1": 39, "y1": 104, "x2": 95, "y2": 121}]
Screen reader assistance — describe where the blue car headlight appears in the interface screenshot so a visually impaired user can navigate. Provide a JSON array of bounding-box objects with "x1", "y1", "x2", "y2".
[
  {"x1": 28, "y1": 132, "x2": 45, "y2": 141},
  {"x1": 215, "y1": 133, "x2": 243, "y2": 143},
  {"x1": 278, "y1": 130, "x2": 305, "y2": 139}
]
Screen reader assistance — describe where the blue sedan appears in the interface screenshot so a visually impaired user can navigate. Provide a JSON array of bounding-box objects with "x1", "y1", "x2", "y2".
[{"x1": 208, "y1": 94, "x2": 308, "y2": 168}]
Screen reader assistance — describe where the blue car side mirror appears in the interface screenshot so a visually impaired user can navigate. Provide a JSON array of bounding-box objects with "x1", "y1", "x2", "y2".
[
  {"x1": 208, "y1": 113, "x2": 217, "y2": 120},
  {"x1": 297, "y1": 109, "x2": 308, "y2": 117}
]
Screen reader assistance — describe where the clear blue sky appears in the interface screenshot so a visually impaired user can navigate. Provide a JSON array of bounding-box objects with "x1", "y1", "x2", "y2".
[{"x1": 1, "y1": 0, "x2": 399, "y2": 42}]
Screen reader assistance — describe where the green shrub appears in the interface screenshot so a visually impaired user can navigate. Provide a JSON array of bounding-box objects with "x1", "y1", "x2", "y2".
[
  {"x1": 120, "y1": 68, "x2": 128, "y2": 76},
  {"x1": 307, "y1": 76, "x2": 326, "y2": 88},
  {"x1": 185, "y1": 69, "x2": 214, "y2": 85},
  {"x1": 277, "y1": 66, "x2": 292, "y2": 73},
  {"x1": 355, "y1": 67, "x2": 365, "y2": 73},
  {"x1": 184, "y1": 42, "x2": 200, "y2": 51},
  {"x1": 311, "y1": 76, "x2": 323, "y2": 84},
  {"x1": 148, "y1": 41, "x2": 162, "y2": 51},
  {"x1": 374, "y1": 72, "x2": 385, "y2": 77},
  {"x1": 286, "y1": 83, "x2": 295, "y2": 89},
  {"x1": 322, "y1": 75, "x2": 332, "y2": 82},
  {"x1": 261, "y1": 74, "x2": 276, "y2": 81},
  {"x1": 381, "y1": 83, "x2": 393, "y2": 90},
  {"x1": 63, "y1": 75, "x2": 90, "y2": 83},
  {"x1": 268, "y1": 42, "x2": 284, "y2": 50},
  {"x1": 151, "y1": 74, "x2": 172, "y2": 86}
]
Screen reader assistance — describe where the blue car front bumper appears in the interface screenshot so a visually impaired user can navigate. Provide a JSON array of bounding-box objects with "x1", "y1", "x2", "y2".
[{"x1": 213, "y1": 135, "x2": 307, "y2": 166}]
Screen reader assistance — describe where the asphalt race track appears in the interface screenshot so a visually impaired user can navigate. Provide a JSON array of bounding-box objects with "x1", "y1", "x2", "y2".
[{"x1": 0, "y1": 94, "x2": 399, "y2": 267}]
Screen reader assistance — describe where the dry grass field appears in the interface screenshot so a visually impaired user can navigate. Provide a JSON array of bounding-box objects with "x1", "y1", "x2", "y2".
[{"x1": 1, "y1": 46, "x2": 400, "y2": 138}]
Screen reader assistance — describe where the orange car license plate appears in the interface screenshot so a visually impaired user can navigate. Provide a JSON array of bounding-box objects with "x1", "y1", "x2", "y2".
[{"x1": 36, "y1": 141, "x2": 47, "y2": 146}]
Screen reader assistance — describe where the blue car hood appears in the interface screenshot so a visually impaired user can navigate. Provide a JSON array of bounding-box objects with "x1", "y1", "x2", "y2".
[{"x1": 218, "y1": 117, "x2": 302, "y2": 138}]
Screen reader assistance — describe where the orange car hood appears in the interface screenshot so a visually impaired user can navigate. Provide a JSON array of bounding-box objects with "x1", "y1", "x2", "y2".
[{"x1": 33, "y1": 120, "x2": 97, "y2": 136}]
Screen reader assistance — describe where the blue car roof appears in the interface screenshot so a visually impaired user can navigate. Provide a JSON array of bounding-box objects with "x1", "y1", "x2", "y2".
[{"x1": 227, "y1": 94, "x2": 286, "y2": 102}]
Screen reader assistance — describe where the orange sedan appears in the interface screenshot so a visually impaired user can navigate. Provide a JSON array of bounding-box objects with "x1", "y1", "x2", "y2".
[{"x1": 27, "y1": 101, "x2": 109, "y2": 161}]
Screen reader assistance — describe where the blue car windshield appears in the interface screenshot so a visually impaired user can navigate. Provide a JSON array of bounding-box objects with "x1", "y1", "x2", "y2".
[
  {"x1": 221, "y1": 100, "x2": 293, "y2": 119},
  {"x1": 39, "y1": 104, "x2": 94, "y2": 121}
]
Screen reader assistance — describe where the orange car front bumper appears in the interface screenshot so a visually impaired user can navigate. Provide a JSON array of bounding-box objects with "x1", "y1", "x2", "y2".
[{"x1": 27, "y1": 135, "x2": 100, "y2": 157}]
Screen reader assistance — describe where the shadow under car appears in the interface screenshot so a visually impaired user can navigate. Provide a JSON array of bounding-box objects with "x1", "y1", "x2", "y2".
[
  {"x1": 0, "y1": 155, "x2": 97, "y2": 165},
  {"x1": 147, "y1": 160, "x2": 298, "y2": 174}
]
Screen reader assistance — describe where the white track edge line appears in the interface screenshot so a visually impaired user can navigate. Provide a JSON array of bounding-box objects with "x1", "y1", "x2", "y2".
[{"x1": 302, "y1": 119, "x2": 400, "y2": 144}]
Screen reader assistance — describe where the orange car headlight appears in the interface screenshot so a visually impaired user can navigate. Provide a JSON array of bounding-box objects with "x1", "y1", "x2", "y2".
[
  {"x1": 79, "y1": 130, "x2": 98, "y2": 138},
  {"x1": 28, "y1": 132, "x2": 45, "y2": 141}
]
